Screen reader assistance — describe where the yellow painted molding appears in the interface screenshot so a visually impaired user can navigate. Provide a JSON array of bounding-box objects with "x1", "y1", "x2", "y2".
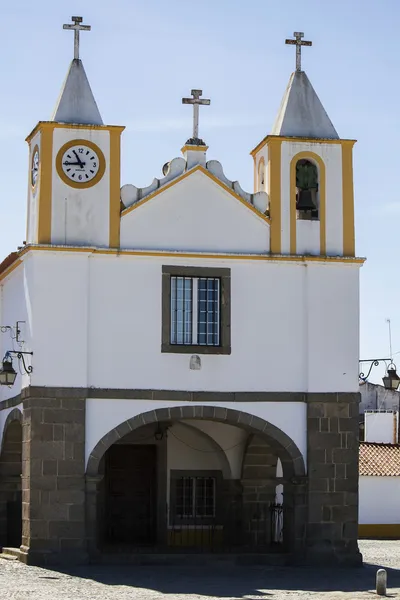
[
  {"x1": 37, "y1": 127, "x2": 53, "y2": 244},
  {"x1": 342, "y1": 142, "x2": 356, "y2": 256},
  {"x1": 26, "y1": 121, "x2": 125, "y2": 144},
  {"x1": 268, "y1": 138, "x2": 282, "y2": 253},
  {"x1": 290, "y1": 151, "x2": 326, "y2": 255},
  {"x1": 250, "y1": 135, "x2": 357, "y2": 157},
  {"x1": 0, "y1": 259, "x2": 22, "y2": 284},
  {"x1": 109, "y1": 129, "x2": 122, "y2": 248},
  {"x1": 181, "y1": 145, "x2": 209, "y2": 154},
  {"x1": 359, "y1": 523, "x2": 400, "y2": 539},
  {"x1": 121, "y1": 164, "x2": 271, "y2": 225},
  {"x1": 16, "y1": 244, "x2": 365, "y2": 265}
]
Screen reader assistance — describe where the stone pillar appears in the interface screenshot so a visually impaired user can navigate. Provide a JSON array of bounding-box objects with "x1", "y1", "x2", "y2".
[
  {"x1": 241, "y1": 434, "x2": 278, "y2": 547},
  {"x1": 20, "y1": 392, "x2": 86, "y2": 566},
  {"x1": 282, "y1": 479, "x2": 307, "y2": 556},
  {"x1": 306, "y1": 393, "x2": 362, "y2": 566},
  {"x1": 85, "y1": 475, "x2": 103, "y2": 559}
]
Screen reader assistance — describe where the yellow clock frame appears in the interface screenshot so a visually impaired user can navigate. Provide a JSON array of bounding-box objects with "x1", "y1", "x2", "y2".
[
  {"x1": 31, "y1": 144, "x2": 40, "y2": 191},
  {"x1": 56, "y1": 139, "x2": 106, "y2": 189}
]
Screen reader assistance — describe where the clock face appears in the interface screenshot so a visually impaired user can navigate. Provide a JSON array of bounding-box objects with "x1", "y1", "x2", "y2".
[
  {"x1": 31, "y1": 145, "x2": 39, "y2": 189},
  {"x1": 56, "y1": 140, "x2": 106, "y2": 189}
]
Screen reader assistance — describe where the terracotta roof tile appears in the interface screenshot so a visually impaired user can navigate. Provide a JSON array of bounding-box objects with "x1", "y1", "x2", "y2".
[{"x1": 359, "y1": 442, "x2": 400, "y2": 476}]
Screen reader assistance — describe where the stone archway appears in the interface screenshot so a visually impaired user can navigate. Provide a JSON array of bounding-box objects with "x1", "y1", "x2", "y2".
[
  {"x1": 87, "y1": 406, "x2": 305, "y2": 477},
  {"x1": 85, "y1": 406, "x2": 306, "y2": 556},
  {"x1": 0, "y1": 409, "x2": 23, "y2": 548}
]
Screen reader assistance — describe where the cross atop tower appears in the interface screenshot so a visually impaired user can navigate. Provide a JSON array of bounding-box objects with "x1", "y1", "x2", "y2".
[
  {"x1": 285, "y1": 32, "x2": 312, "y2": 72},
  {"x1": 182, "y1": 89, "x2": 210, "y2": 144},
  {"x1": 63, "y1": 16, "x2": 91, "y2": 60}
]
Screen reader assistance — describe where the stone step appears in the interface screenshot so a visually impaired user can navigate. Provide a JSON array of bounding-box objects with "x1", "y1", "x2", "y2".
[{"x1": 0, "y1": 547, "x2": 21, "y2": 560}]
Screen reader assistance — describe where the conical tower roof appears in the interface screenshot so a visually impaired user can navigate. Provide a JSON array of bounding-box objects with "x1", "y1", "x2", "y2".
[
  {"x1": 52, "y1": 58, "x2": 103, "y2": 125},
  {"x1": 271, "y1": 71, "x2": 338, "y2": 139}
]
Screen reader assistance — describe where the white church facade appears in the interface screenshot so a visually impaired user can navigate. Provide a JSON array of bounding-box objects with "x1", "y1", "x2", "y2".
[{"x1": 0, "y1": 21, "x2": 363, "y2": 565}]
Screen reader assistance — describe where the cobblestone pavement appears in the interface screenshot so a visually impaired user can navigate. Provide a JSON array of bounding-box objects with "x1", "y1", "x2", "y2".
[{"x1": 1, "y1": 541, "x2": 400, "y2": 600}]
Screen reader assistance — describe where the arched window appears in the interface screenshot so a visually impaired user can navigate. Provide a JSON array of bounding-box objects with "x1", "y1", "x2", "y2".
[
  {"x1": 258, "y1": 159, "x2": 265, "y2": 191},
  {"x1": 295, "y1": 159, "x2": 319, "y2": 220}
]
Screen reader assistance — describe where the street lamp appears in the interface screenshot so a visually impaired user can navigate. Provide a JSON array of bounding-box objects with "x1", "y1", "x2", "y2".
[
  {"x1": 382, "y1": 364, "x2": 400, "y2": 391},
  {"x1": 0, "y1": 355, "x2": 17, "y2": 386},
  {"x1": 0, "y1": 351, "x2": 33, "y2": 386}
]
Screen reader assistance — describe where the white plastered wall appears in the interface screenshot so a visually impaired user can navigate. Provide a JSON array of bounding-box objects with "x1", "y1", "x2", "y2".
[
  {"x1": 51, "y1": 128, "x2": 111, "y2": 247},
  {"x1": 2, "y1": 251, "x2": 360, "y2": 396},
  {"x1": 0, "y1": 259, "x2": 33, "y2": 400},
  {"x1": 359, "y1": 476, "x2": 400, "y2": 524},
  {"x1": 120, "y1": 170, "x2": 269, "y2": 253}
]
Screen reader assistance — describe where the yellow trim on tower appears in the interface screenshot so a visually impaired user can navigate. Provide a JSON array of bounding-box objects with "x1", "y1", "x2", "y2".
[
  {"x1": 181, "y1": 145, "x2": 209, "y2": 154},
  {"x1": 121, "y1": 165, "x2": 271, "y2": 225},
  {"x1": 290, "y1": 151, "x2": 326, "y2": 255},
  {"x1": 250, "y1": 135, "x2": 357, "y2": 157},
  {"x1": 26, "y1": 121, "x2": 125, "y2": 144},
  {"x1": 109, "y1": 129, "x2": 122, "y2": 248},
  {"x1": 267, "y1": 138, "x2": 282, "y2": 253},
  {"x1": 37, "y1": 126, "x2": 53, "y2": 244},
  {"x1": 342, "y1": 140, "x2": 356, "y2": 256}
]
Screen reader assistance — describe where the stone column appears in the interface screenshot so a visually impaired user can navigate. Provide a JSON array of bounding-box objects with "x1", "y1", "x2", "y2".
[
  {"x1": 20, "y1": 391, "x2": 87, "y2": 566},
  {"x1": 306, "y1": 393, "x2": 362, "y2": 566},
  {"x1": 85, "y1": 475, "x2": 103, "y2": 559}
]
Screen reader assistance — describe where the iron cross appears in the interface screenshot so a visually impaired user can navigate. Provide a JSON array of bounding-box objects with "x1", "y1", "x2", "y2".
[
  {"x1": 63, "y1": 16, "x2": 91, "y2": 60},
  {"x1": 182, "y1": 90, "x2": 210, "y2": 140},
  {"x1": 285, "y1": 32, "x2": 312, "y2": 72}
]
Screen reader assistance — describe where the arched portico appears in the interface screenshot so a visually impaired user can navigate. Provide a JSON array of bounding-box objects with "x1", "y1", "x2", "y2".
[{"x1": 86, "y1": 406, "x2": 306, "y2": 557}]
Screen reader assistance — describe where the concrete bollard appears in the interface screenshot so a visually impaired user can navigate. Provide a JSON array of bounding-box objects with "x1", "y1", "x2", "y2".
[{"x1": 376, "y1": 569, "x2": 387, "y2": 596}]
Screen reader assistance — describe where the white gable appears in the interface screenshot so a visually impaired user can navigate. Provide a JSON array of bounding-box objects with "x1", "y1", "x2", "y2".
[{"x1": 120, "y1": 169, "x2": 269, "y2": 253}]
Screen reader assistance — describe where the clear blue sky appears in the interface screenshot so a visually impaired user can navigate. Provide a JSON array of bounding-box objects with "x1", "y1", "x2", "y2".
[{"x1": 1, "y1": 0, "x2": 398, "y2": 383}]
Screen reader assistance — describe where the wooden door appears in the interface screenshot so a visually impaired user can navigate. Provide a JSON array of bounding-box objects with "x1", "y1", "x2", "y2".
[{"x1": 105, "y1": 445, "x2": 157, "y2": 545}]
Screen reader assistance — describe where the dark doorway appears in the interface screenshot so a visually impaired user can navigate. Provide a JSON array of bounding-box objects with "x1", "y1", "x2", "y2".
[
  {"x1": 0, "y1": 419, "x2": 22, "y2": 549},
  {"x1": 105, "y1": 445, "x2": 157, "y2": 546}
]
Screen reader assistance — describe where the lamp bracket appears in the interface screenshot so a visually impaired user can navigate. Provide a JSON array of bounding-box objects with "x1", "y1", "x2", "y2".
[
  {"x1": 5, "y1": 351, "x2": 33, "y2": 375},
  {"x1": 359, "y1": 358, "x2": 393, "y2": 382}
]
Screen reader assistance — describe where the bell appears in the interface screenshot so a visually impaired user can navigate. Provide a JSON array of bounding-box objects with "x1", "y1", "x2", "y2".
[{"x1": 296, "y1": 189, "x2": 316, "y2": 212}]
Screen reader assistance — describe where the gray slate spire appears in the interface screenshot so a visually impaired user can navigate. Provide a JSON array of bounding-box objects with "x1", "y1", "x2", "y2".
[
  {"x1": 271, "y1": 71, "x2": 338, "y2": 139},
  {"x1": 52, "y1": 59, "x2": 103, "y2": 126}
]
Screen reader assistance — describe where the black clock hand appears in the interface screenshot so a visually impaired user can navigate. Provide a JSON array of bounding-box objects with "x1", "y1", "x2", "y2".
[
  {"x1": 73, "y1": 150, "x2": 84, "y2": 168},
  {"x1": 63, "y1": 161, "x2": 86, "y2": 166}
]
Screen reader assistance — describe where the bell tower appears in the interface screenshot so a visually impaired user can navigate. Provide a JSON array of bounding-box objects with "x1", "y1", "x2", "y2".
[
  {"x1": 26, "y1": 17, "x2": 124, "y2": 249},
  {"x1": 251, "y1": 32, "x2": 355, "y2": 257}
]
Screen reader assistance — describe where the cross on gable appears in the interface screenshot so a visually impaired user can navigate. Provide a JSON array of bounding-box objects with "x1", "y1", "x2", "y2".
[
  {"x1": 63, "y1": 16, "x2": 91, "y2": 60},
  {"x1": 182, "y1": 89, "x2": 211, "y2": 144},
  {"x1": 285, "y1": 32, "x2": 312, "y2": 72}
]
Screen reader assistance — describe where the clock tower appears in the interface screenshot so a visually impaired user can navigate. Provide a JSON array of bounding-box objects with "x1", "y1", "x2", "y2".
[{"x1": 25, "y1": 16, "x2": 124, "y2": 249}]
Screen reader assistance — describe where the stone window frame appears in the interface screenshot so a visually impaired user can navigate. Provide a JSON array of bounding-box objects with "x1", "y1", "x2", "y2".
[
  {"x1": 169, "y1": 469, "x2": 223, "y2": 526},
  {"x1": 161, "y1": 265, "x2": 231, "y2": 355}
]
